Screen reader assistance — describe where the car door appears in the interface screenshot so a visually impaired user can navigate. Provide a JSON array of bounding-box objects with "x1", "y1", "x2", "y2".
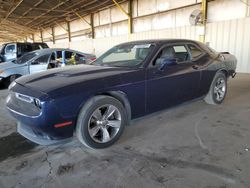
[
  {"x1": 29, "y1": 54, "x2": 51, "y2": 74},
  {"x1": 146, "y1": 44, "x2": 201, "y2": 113},
  {"x1": 4, "y1": 43, "x2": 17, "y2": 62}
]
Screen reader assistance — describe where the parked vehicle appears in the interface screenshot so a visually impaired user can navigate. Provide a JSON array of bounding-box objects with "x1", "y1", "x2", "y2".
[
  {"x1": 6, "y1": 39, "x2": 237, "y2": 149},
  {"x1": 0, "y1": 42, "x2": 49, "y2": 63},
  {"x1": 0, "y1": 48, "x2": 96, "y2": 87}
]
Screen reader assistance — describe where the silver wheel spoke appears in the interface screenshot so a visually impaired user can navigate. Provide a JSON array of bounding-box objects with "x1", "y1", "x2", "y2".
[
  {"x1": 103, "y1": 105, "x2": 116, "y2": 120},
  {"x1": 107, "y1": 120, "x2": 121, "y2": 128},
  {"x1": 218, "y1": 89, "x2": 224, "y2": 96},
  {"x1": 217, "y1": 82, "x2": 224, "y2": 89},
  {"x1": 101, "y1": 127, "x2": 110, "y2": 142},
  {"x1": 89, "y1": 126, "x2": 100, "y2": 137},
  {"x1": 92, "y1": 109, "x2": 102, "y2": 120},
  {"x1": 214, "y1": 86, "x2": 218, "y2": 92},
  {"x1": 216, "y1": 92, "x2": 220, "y2": 100},
  {"x1": 214, "y1": 77, "x2": 226, "y2": 101}
]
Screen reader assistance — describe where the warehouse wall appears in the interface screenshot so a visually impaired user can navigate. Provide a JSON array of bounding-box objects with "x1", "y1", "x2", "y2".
[
  {"x1": 206, "y1": 17, "x2": 250, "y2": 73},
  {"x1": 30, "y1": 0, "x2": 250, "y2": 73}
]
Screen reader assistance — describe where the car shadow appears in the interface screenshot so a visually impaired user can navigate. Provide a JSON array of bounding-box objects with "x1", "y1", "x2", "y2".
[
  {"x1": 0, "y1": 82, "x2": 7, "y2": 90},
  {"x1": 0, "y1": 133, "x2": 37, "y2": 162}
]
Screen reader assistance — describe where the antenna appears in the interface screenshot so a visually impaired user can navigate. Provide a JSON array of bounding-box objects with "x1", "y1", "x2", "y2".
[{"x1": 189, "y1": 9, "x2": 202, "y2": 26}]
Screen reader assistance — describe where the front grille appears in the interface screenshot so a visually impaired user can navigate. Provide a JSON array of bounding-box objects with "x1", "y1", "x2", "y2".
[{"x1": 6, "y1": 92, "x2": 42, "y2": 117}]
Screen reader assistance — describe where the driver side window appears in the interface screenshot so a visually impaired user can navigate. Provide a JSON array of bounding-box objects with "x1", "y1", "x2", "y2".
[
  {"x1": 154, "y1": 45, "x2": 190, "y2": 66},
  {"x1": 154, "y1": 46, "x2": 175, "y2": 66},
  {"x1": 31, "y1": 54, "x2": 50, "y2": 65},
  {"x1": 5, "y1": 44, "x2": 16, "y2": 53}
]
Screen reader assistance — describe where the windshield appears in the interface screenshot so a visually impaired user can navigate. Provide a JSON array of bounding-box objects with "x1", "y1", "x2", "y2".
[
  {"x1": 93, "y1": 43, "x2": 155, "y2": 67},
  {"x1": 16, "y1": 52, "x2": 38, "y2": 64}
]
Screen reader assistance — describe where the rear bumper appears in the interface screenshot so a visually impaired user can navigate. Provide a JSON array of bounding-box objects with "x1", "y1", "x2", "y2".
[{"x1": 17, "y1": 122, "x2": 72, "y2": 145}]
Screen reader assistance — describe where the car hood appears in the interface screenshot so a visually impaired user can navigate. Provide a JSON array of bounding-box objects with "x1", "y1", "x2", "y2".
[
  {"x1": 15, "y1": 64, "x2": 136, "y2": 94},
  {"x1": 0, "y1": 61, "x2": 21, "y2": 71}
]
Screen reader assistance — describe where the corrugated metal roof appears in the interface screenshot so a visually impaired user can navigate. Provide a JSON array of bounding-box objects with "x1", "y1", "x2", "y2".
[{"x1": 0, "y1": 0, "x2": 124, "y2": 42}]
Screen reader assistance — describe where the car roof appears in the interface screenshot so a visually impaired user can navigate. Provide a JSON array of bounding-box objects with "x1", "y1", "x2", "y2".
[
  {"x1": 116, "y1": 39, "x2": 201, "y2": 46},
  {"x1": 1, "y1": 42, "x2": 47, "y2": 45},
  {"x1": 31, "y1": 48, "x2": 93, "y2": 56}
]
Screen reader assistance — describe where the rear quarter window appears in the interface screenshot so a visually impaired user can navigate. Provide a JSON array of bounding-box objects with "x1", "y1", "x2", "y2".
[{"x1": 188, "y1": 44, "x2": 204, "y2": 59}]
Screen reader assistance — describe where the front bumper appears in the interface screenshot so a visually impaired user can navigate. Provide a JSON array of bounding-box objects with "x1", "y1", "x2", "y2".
[
  {"x1": 6, "y1": 82, "x2": 76, "y2": 145},
  {"x1": 17, "y1": 122, "x2": 72, "y2": 145}
]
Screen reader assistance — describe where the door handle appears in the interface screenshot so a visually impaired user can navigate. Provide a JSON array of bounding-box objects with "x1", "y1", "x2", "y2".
[{"x1": 192, "y1": 65, "x2": 199, "y2": 70}]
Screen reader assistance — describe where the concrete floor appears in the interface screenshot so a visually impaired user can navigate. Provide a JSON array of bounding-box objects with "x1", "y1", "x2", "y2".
[{"x1": 0, "y1": 74, "x2": 250, "y2": 188}]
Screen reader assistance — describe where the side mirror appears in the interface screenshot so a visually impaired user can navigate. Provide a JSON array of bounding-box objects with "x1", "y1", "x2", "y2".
[{"x1": 158, "y1": 57, "x2": 177, "y2": 71}]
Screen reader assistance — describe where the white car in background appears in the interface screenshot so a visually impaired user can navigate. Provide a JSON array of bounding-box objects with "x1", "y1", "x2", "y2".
[{"x1": 0, "y1": 48, "x2": 96, "y2": 87}]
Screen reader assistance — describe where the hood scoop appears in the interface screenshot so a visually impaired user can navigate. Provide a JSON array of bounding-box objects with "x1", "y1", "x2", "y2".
[{"x1": 54, "y1": 73, "x2": 71, "y2": 77}]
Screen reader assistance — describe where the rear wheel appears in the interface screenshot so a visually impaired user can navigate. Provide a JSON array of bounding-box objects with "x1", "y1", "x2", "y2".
[
  {"x1": 76, "y1": 95, "x2": 126, "y2": 149},
  {"x1": 204, "y1": 72, "x2": 227, "y2": 105}
]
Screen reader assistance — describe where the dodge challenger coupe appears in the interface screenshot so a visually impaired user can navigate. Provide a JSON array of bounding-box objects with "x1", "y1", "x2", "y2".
[{"x1": 6, "y1": 39, "x2": 237, "y2": 149}]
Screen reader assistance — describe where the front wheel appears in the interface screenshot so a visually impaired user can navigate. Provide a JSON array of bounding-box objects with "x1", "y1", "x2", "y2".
[
  {"x1": 76, "y1": 95, "x2": 126, "y2": 149},
  {"x1": 204, "y1": 72, "x2": 227, "y2": 105}
]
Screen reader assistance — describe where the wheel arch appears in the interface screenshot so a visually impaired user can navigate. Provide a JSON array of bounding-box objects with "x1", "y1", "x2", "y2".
[
  {"x1": 97, "y1": 91, "x2": 131, "y2": 125},
  {"x1": 217, "y1": 68, "x2": 229, "y2": 78},
  {"x1": 208, "y1": 69, "x2": 228, "y2": 89}
]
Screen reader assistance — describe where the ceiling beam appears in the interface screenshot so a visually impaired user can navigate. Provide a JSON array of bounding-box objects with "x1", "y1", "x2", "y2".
[
  {"x1": 14, "y1": 0, "x2": 44, "y2": 22},
  {"x1": 30, "y1": 0, "x2": 94, "y2": 28},
  {"x1": 3, "y1": 0, "x2": 23, "y2": 20},
  {"x1": 24, "y1": 0, "x2": 70, "y2": 26}
]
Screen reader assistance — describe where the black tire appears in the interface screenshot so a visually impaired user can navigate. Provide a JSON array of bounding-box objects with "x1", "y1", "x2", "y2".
[
  {"x1": 76, "y1": 95, "x2": 127, "y2": 149},
  {"x1": 3, "y1": 75, "x2": 19, "y2": 88},
  {"x1": 204, "y1": 72, "x2": 227, "y2": 105}
]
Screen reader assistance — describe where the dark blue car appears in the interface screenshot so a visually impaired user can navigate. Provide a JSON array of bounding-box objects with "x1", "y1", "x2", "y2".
[{"x1": 6, "y1": 39, "x2": 237, "y2": 149}]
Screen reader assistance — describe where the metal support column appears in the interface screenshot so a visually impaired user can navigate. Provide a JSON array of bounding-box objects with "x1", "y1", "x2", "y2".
[
  {"x1": 51, "y1": 27, "x2": 55, "y2": 44},
  {"x1": 112, "y1": 0, "x2": 133, "y2": 34},
  {"x1": 200, "y1": 0, "x2": 208, "y2": 43},
  {"x1": 90, "y1": 13, "x2": 95, "y2": 39},
  {"x1": 67, "y1": 22, "x2": 71, "y2": 42},
  {"x1": 40, "y1": 30, "x2": 43, "y2": 42},
  {"x1": 74, "y1": 12, "x2": 94, "y2": 38},
  {"x1": 32, "y1": 34, "x2": 35, "y2": 42},
  {"x1": 128, "y1": 0, "x2": 133, "y2": 34}
]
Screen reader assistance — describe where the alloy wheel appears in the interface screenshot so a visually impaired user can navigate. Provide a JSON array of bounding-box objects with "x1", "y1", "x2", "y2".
[
  {"x1": 214, "y1": 77, "x2": 226, "y2": 101},
  {"x1": 87, "y1": 105, "x2": 121, "y2": 143}
]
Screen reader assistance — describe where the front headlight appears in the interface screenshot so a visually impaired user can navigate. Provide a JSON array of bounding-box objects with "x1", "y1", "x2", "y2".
[
  {"x1": 15, "y1": 93, "x2": 42, "y2": 110},
  {"x1": 34, "y1": 98, "x2": 42, "y2": 109},
  {"x1": 8, "y1": 81, "x2": 16, "y2": 90},
  {"x1": 7, "y1": 92, "x2": 42, "y2": 117}
]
